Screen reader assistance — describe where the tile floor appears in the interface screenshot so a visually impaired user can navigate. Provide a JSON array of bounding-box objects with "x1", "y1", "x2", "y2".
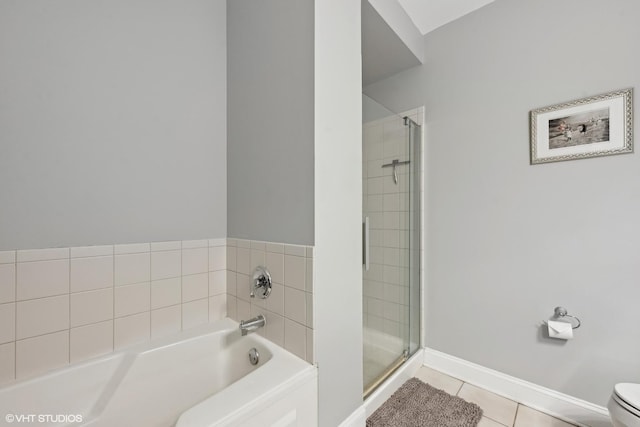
[{"x1": 414, "y1": 366, "x2": 578, "y2": 427}]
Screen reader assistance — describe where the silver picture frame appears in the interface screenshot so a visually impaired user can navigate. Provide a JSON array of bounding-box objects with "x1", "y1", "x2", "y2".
[{"x1": 530, "y1": 88, "x2": 633, "y2": 165}]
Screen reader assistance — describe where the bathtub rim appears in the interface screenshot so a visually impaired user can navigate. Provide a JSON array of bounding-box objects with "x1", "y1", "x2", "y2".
[
  {"x1": 176, "y1": 344, "x2": 316, "y2": 427},
  {"x1": 0, "y1": 317, "x2": 249, "y2": 392}
]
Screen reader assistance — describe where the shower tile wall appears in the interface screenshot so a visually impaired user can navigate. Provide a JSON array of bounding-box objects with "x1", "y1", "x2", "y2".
[
  {"x1": 225, "y1": 239, "x2": 314, "y2": 365},
  {"x1": 363, "y1": 114, "x2": 409, "y2": 342},
  {"x1": 362, "y1": 108, "x2": 423, "y2": 345}
]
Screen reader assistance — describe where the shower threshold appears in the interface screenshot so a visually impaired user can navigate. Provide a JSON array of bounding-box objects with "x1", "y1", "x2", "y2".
[{"x1": 363, "y1": 349, "x2": 409, "y2": 399}]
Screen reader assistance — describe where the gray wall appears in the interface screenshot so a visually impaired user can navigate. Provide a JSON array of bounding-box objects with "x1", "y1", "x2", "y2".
[
  {"x1": 365, "y1": 0, "x2": 640, "y2": 406},
  {"x1": 227, "y1": 0, "x2": 314, "y2": 245},
  {"x1": 0, "y1": 0, "x2": 227, "y2": 250}
]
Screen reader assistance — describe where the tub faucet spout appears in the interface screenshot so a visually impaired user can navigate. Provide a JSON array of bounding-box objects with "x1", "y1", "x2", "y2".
[{"x1": 239, "y1": 314, "x2": 266, "y2": 336}]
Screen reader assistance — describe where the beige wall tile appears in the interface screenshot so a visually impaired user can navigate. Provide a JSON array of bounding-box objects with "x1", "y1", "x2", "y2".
[
  {"x1": 16, "y1": 331, "x2": 69, "y2": 379},
  {"x1": 265, "y1": 243, "x2": 284, "y2": 254},
  {"x1": 250, "y1": 249, "x2": 265, "y2": 272},
  {"x1": 236, "y1": 273, "x2": 251, "y2": 301},
  {"x1": 284, "y1": 255, "x2": 305, "y2": 290},
  {"x1": 182, "y1": 248, "x2": 208, "y2": 276},
  {"x1": 115, "y1": 282, "x2": 150, "y2": 318},
  {"x1": 284, "y1": 245, "x2": 306, "y2": 257},
  {"x1": 236, "y1": 247, "x2": 251, "y2": 274},
  {"x1": 151, "y1": 305, "x2": 181, "y2": 339},
  {"x1": 70, "y1": 245, "x2": 113, "y2": 258},
  {"x1": 208, "y1": 295, "x2": 226, "y2": 322},
  {"x1": 70, "y1": 321, "x2": 113, "y2": 363},
  {"x1": 284, "y1": 319, "x2": 306, "y2": 360},
  {"x1": 305, "y1": 258, "x2": 313, "y2": 293},
  {"x1": 284, "y1": 287, "x2": 306, "y2": 325},
  {"x1": 236, "y1": 239, "x2": 250, "y2": 249},
  {"x1": 70, "y1": 288, "x2": 113, "y2": 327},
  {"x1": 0, "y1": 251, "x2": 16, "y2": 264},
  {"x1": 250, "y1": 241, "x2": 266, "y2": 251},
  {"x1": 209, "y1": 270, "x2": 226, "y2": 296},
  {"x1": 16, "y1": 295, "x2": 69, "y2": 339},
  {"x1": 226, "y1": 295, "x2": 237, "y2": 321},
  {"x1": 0, "y1": 238, "x2": 315, "y2": 383},
  {"x1": 114, "y1": 243, "x2": 150, "y2": 255},
  {"x1": 182, "y1": 299, "x2": 208, "y2": 330},
  {"x1": 151, "y1": 277, "x2": 181, "y2": 309},
  {"x1": 17, "y1": 248, "x2": 68, "y2": 263},
  {"x1": 151, "y1": 250, "x2": 181, "y2": 281},
  {"x1": 70, "y1": 256, "x2": 113, "y2": 292},
  {"x1": 236, "y1": 299, "x2": 250, "y2": 321},
  {"x1": 265, "y1": 252, "x2": 284, "y2": 284},
  {"x1": 0, "y1": 264, "x2": 15, "y2": 304},
  {"x1": 226, "y1": 271, "x2": 237, "y2": 296},
  {"x1": 209, "y1": 246, "x2": 226, "y2": 271},
  {"x1": 306, "y1": 328, "x2": 314, "y2": 364},
  {"x1": 266, "y1": 283, "x2": 284, "y2": 316},
  {"x1": 114, "y1": 312, "x2": 149, "y2": 349},
  {"x1": 150, "y1": 241, "x2": 181, "y2": 251},
  {"x1": 306, "y1": 292, "x2": 313, "y2": 328},
  {"x1": 182, "y1": 273, "x2": 208, "y2": 302},
  {"x1": 265, "y1": 312, "x2": 284, "y2": 347},
  {"x1": 17, "y1": 259, "x2": 69, "y2": 300},
  {"x1": 208, "y1": 238, "x2": 225, "y2": 247},
  {"x1": 115, "y1": 252, "x2": 150, "y2": 286},
  {"x1": 0, "y1": 342, "x2": 15, "y2": 385},
  {"x1": 0, "y1": 303, "x2": 15, "y2": 344},
  {"x1": 226, "y1": 247, "x2": 237, "y2": 271},
  {"x1": 182, "y1": 240, "x2": 209, "y2": 248}
]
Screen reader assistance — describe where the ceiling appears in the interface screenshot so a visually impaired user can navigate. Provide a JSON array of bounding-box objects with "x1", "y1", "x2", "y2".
[
  {"x1": 361, "y1": 0, "x2": 422, "y2": 86},
  {"x1": 396, "y1": 0, "x2": 495, "y2": 35},
  {"x1": 361, "y1": 0, "x2": 496, "y2": 86}
]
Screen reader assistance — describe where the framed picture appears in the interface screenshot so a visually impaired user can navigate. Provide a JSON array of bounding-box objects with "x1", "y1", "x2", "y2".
[{"x1": 530, "y1": 88, "x2": 633, "y2": 164}]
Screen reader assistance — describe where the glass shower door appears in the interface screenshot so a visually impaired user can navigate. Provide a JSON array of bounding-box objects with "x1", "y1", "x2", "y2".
[{"x1": 362, "y1": 95, "x2": 421, "y2": 397}]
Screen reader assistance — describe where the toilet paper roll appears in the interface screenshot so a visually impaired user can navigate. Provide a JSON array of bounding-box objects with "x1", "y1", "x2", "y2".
[{"x1": 547, "y1": 320, "x2": 573, "y2": 340}]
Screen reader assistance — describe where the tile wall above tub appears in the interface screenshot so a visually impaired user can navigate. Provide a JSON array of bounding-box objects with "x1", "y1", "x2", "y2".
[
  {"x1": 225, "y1": 239, "x2": 314, "y2": 365},
  {"x1": 0, "y1": 239, "x2": 228, "y2": 386}
]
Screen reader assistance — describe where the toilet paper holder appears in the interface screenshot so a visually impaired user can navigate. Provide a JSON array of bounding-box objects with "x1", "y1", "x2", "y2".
[{"x1": 549, "y1": 306, "x2": 581, "y2": 329}]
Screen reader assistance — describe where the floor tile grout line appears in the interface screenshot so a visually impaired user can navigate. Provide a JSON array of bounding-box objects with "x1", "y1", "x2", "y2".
[
  {"x1": 455, "y1": 381, "x2": 511, "y2": 427},
  {"x1": 455, "y1": 381, "x2": 464, "y2": 396},
  {"x1": 479, "y1": 412, "x2": 510, "y2": 427},
  {"x1": 512, "y1": 403, "x2": 522, "y2": 427}
]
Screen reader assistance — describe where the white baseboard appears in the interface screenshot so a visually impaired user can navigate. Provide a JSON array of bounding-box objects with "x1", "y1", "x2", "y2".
[{"x1": 423, "y1": 348, "x2": 612, "y2": 427}]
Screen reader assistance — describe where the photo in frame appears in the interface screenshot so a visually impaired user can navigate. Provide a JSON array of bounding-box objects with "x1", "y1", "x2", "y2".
[{"x1": 530, "y1": 88, "x2": 633, "y2": 164}]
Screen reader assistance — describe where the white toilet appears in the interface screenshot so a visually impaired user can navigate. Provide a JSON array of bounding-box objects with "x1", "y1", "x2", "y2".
[{"x1": 609, "y1": 383, "x2": 640, "y2": 427}]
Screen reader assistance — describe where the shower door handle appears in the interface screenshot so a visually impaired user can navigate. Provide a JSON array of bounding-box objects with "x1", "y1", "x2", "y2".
[{"x1": 363, "y1": 217, "x2": 370, "y2": 271}]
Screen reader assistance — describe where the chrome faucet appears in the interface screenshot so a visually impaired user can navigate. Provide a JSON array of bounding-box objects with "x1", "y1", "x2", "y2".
[{"x1": 239, "y1": 314, "x2": 266, "y2": 336}]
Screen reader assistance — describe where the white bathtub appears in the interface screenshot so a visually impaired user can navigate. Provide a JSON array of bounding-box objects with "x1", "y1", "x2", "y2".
[{"x1": 0, "y1": 318, "x2": 317, "y2": 427}]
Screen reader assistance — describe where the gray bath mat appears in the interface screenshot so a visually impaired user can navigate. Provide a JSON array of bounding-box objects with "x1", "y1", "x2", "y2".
[{"x1": 367, "y1": 377, "x2": 483, "y2": 427}]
